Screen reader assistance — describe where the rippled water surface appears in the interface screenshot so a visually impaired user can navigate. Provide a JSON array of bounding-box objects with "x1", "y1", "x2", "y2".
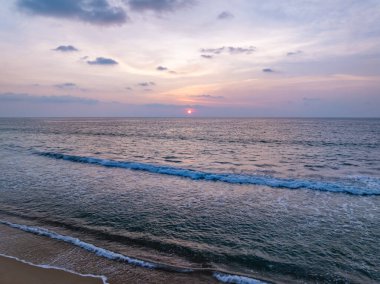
[{"x1": 0, "y1": 118, "x2": 379, "y2": 283}]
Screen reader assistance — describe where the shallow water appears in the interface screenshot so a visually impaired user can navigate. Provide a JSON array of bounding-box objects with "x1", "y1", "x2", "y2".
[{"x1": 0, "y1": 118, "x2": 379, "y2": 283}]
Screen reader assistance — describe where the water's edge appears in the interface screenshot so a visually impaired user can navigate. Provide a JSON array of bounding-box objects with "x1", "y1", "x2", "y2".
[{"x1": 0, "y1": 220, "x2": 269, "y2": 284}]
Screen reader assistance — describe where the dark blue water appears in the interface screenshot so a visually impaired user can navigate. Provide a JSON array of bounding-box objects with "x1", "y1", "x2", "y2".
[{"x1": 0, "y1": 118, "x2": 379, "y2": 283}]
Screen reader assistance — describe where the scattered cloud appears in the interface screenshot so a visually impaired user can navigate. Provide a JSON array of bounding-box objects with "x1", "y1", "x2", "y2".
[
  {"x1": 0, "y1": 93, "x2": 98, "y2": 104},
  {"x1": 87, "y1": 57, "x2": 118, "y2": 65},
  {"x1": 227, "y1": 46, "x2": 255, "y2": 54},
  {"x1": 127, "y1": 0, "x2": 194, "y2": 13},
  {"x1": 126, "y1": 87, "x2": 133, "y2": 90},
  {"x1": 137, "y1": 82, "x2": 155, "y2": 87},
  {"x1": 217, "y1": 11, "x2": 234, "y2": 20},
  {"x1": 17, "y1": 0, "x2": 128, "y2": 26},
  {"x1": 156, "y1": 66, "x2": 168, "y2": 71},
  {"x1": 200, "y1": 47, "x2": 225, "y2": 55},
  {"x1": 156, "y1": 65, "x2": 177, "y2": 73},
  {"x1": 201, "y1": 54, "x2": 213, "y2": 59},
  {"x1": 262, "y1": 68, "x2": 274, "y2": 73},
  {"x1": 200, "y1": 46, "x2": 255, "y2": 57},
  {"x1": 53, "y1": 45, "x2": 78, "y2": 52},
  {"x1": 192, "y1": 94, "x2": 224, "y2": 99},
  {"x1": 287, "y1": 50, "x2": 303, "y2": 56}
]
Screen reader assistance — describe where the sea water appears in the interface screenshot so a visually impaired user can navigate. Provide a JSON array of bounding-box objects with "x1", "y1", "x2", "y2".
[{"x1": 0, "y1": 118, "x2": 379, "y2": 283}]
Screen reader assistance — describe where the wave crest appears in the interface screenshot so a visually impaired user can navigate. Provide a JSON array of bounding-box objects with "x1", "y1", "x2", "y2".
[{"x1": 36, "y1": 152, "x2": 380, "y2": 196}]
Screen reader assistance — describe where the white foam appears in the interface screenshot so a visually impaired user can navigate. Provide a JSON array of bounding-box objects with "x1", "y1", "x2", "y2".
[
  {"x1": 213, "y1": 272, "x2": 268, "y2": 284},
  {"x1": 0, "y1": 253, "x2": 109, "y2": 284},
  {"x1": 38, "y1": 152, "x2": 380, "y2": 195},
  {"x1": 1, "y1": 220, "x2": 272, "y2": 284},
  {"x1": 0, "y1": 220, "x2": 156, "y2": 269}
]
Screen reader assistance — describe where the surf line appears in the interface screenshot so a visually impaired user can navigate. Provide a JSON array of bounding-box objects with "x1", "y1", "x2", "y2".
[{"x1": 0, "y1": 220, "x2": 268, "y2": 284}]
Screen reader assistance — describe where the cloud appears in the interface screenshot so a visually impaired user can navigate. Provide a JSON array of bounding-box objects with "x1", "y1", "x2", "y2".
[
  {"x1": 200, "y1": 46, "x2": 255, "y2": 56},
  {"x1": 262, "y1": 68, "x2": 274, "y2": 73},
  {"x1": 287, "y1": 50, "x2": 303, "y2": 56},
  {"x1": 54, "y1": 82, "x2": 77, "y2": 89},
  {"x1": 200, "y1": 47, "x2": 225, "y2": 54},
  {"x1": 156, "y1": 65, "x2": 177, "y2": 73},
  {"x1": 144, "y1": 103, "x2": 201, "y2": 108},
  {"x1": 53, "y1": 45, "x2": 78, "y2": 52},
  {"x1": 201, "y1": 54, "x2": 213, "y2": 59},
  {"x1": 127, "y1": 0, "x2": 194, "y2": 13},
  {"x1": 87, "y1": 57, "x2": 118, "y2": 65},
  {"x1": 137, "y1": 82, "x2": 155, "y2": 87},
  {"x1": 156, "y1": 66, "x2": 168, "y2": 71},
  {"x1": 192, "y1": 94, "x2": 224, "y2": 99},
  {"x1": 227, "y1": 46, "x2": 255, "y2": 54},
  {"x1": 17, "y1": 0, "x2": 128, "y2": 26},
  {"x1": 217, "y1": 11, "x2": 234, "y2": 20},
  {"x1": 0, "y1": 93, "x2": 98, "y2": 104}
]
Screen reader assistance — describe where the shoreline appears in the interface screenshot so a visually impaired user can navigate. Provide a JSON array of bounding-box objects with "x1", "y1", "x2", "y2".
[
  {"x1": 0, "y1": 254, "x2": 107, "y2": 284},
  {"x1": 0, "y1": 219, "x2": 270, "y2": 284},
  {"x1": 0, "y1": 219, "x2": 222, "y2": 284}
]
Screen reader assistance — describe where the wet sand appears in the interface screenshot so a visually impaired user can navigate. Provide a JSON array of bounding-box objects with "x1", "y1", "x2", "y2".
[
  {"x1": 0, "y1": 255, "x2": 105, "y2": 284},
  {"x1": 0, "y1": 216, "x2": 219, "y2": 284}
]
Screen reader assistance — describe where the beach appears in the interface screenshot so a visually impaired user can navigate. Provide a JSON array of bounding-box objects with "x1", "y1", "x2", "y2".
[
  {"x1": 0, "y1": 254, "x2": 105, "y2": 284},
  {"x1": 0, "y1": 219, "x2": 221, "y2": 284}
]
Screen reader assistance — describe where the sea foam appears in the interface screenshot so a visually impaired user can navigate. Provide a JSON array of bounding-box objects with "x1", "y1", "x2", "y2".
[
  {"x1": 0, "y1": 220, "x2": 156, "y2": 269},
  {"x1": 213, "y1": 272, "x2": 267, "y2": 284},
  {"x1": 37, "y1": 151, "x2": 379, "y2": 195},
  {"x1": 0, "y1": 220, "x2": 268, "y2": 284}
]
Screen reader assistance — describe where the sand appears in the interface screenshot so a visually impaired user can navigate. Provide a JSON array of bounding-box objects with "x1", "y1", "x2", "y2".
[
  {"x1": 0, "y1": 219, "x2": 219, "y2": 284},
  {"x1": 0, "y1": 255, "x2": 105, "y2": 284}
]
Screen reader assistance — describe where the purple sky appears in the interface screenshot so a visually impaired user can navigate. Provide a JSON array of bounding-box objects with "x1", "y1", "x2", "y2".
[{"x1": 1, "y1": 0, "x2": 380, "y2": 117}]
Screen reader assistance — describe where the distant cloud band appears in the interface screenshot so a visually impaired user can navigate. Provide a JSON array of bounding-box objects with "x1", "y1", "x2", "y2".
[{"x1": 0, "y1": 93, "x2": 97, "y2": 104}]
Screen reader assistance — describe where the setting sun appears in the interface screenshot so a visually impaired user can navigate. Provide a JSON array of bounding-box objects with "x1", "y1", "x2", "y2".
[{"x1": 187, "y1": 109, "x2": 192, "y2": 115}]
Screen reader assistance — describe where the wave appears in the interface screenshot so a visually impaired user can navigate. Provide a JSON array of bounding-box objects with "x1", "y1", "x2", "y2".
[
  {"x1": 0, "y1": 220, "x2": 267, "y2": 284},
  {"x1": 213, "y1": 272, "x2": 267, "y2": 284},
  {"x1": 37, "y1": 151, "x2": 379, "y2": 195},
  {"x1": 0, "y1": 253, "x2": 109, "y2": 284},
  {"x1": 0, "y1": 220, "x2": 157, "y2": 269}
]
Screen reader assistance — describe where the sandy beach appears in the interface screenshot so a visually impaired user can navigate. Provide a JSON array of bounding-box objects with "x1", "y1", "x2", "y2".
[
  {"x1": 0, "y1": 218, "x2": 220, "y2": 284},
  {"x1": 0, "y1": 254, "x2": 106, "y2": 284}
]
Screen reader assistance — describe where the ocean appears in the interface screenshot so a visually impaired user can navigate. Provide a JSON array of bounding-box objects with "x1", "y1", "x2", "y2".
[{"x1": 0, "y1": 118, "x2": 379, "y2": 283}]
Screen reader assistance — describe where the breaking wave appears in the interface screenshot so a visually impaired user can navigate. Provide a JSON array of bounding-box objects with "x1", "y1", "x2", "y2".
[{"x1": 36, "y1": 151, "x2": 380, "y2": 195}]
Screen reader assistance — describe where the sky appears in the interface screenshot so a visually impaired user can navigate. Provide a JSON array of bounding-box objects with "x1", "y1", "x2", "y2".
[{"x1": 0, "y1": 0, "x2": 380, "y2": 117}]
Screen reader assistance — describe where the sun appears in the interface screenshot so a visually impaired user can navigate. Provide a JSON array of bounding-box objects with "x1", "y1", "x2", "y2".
[{"x1": 187, "y1": 109, "x2": 193, "y2": 115}]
